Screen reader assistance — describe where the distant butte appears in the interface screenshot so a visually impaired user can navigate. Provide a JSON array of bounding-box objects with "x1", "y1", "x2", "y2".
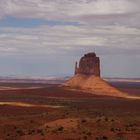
[
  {"x1": 75, "y1": 52, "x2": 100, "y2": 76},
  {"x1": 63, "y1": 52, "x2": 127, "y2": 98}
]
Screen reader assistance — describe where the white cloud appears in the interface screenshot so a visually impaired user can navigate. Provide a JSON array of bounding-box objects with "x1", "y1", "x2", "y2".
[
  {"x1": 76, "y1": 37, "x2": 106, "y2": 46},
  {"x1": 0, "y1": 24, "x2": 140, "y2": 56},
  {"x1": 0, "y1": 0, "x2": 140, "y2": 56},
  {"x1": 69, "y1": 0, "x2": 136, "y2": 16},
  {"x1": 0, "y1": 0, "x2": 139, "y2": 19}
]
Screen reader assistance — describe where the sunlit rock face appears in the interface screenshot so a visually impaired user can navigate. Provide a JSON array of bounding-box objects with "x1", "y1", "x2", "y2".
[
  {"x1": 75, "y1": 52, "x2": 100, "y2": 77},
  {"x1": 63, "y1": 74, "x2": 126, "y2": 97}
]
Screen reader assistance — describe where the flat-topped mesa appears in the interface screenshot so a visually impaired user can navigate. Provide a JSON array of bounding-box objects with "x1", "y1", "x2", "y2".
[{"x1": 75, "y1": 52, "x2": 100, "y2": 77}]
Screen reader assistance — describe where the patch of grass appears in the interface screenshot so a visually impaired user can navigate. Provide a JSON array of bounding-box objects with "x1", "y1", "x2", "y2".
[
  {"x1": 52, "y1": 126, "x2": 64, "y2": 133},
  {"x1": 81, "y1": 119, "x2": 87, "y2": 123},
  {"x1": 96, "y1": 136, "x2": 108, "y2": 140},
  {"x1": 37, "y1": 129, "x2": 44, "y2": 136},
  {"x1": 16, "y1": 130, "x2": 25, "y2": 136},
  {"x1": 86, "y1": 132, "x2": 92, "y2": 136},
  {"x1": 57, "y1": 126, "x2": 64, "y2": 131},
  {"x1": 102, "y1": 136, "x2": 108, "y2": 140},
  {"x1": 83, "y1": 135, "x2": 87, "y2": 140},
  {"x1": 110, "y1": 127, "x2": 115, "y2": 132},
  {"x1": 115, "y1": 136, "x2": 128, "y2": 140},
  {"x1": 28, "y1": 129, "x2": 36, "y2": 135},
  {"x1": 104, "y1": 117, "x2": 108, "y2": 122}
]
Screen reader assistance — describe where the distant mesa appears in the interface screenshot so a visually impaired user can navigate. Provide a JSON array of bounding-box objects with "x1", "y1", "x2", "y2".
[{"x1": 63, "y1": 52, "x2": 127, "y2": 98}]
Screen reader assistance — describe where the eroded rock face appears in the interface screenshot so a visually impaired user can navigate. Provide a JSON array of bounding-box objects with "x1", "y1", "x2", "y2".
[
  {"x1": 75, "y1": 52, "x2": 100, "y2": 76},
  {"x1": 63, "y1": 52, "x2": 127, "y2": 98}
]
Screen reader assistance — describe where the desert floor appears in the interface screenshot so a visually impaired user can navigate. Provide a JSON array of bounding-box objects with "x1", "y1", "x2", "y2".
[{"x1": 0, "y1": 81, "x2": 139, "y2": 140}]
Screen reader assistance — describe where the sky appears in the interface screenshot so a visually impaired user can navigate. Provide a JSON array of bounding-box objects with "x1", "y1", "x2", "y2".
[{"x1": 0, "y1": 0, "x2": 140, "y2": 78}]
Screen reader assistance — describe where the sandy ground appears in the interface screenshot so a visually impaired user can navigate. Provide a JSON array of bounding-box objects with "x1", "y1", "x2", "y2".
[
  {"x1": 0, "y1": 86, "x2": 42, "y2": 90},
  {"x1": 0, "y1": 101, "x2": 63, "y2": 108},
  {"x1": 0, "y1": 82, "x2": 139, "y2": 140}
]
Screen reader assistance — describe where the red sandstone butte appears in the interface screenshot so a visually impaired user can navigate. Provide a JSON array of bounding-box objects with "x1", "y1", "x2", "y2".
[
  {"x1": 64, "y1": 52, "x2": 127, "y2": 98},
  {"x1": 75, "y1": 52, "x2": 100, "y2": 76}
]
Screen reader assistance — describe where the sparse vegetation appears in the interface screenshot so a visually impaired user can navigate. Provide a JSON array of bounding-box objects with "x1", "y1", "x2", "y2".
[
  {"x1": 37, "y1": 129, "x2": 44, "y2": 136},
  {"x1": 0, "y1": 83, "x2": 139, "y2": 140},
  {"x1": 57, "y1": 126, "x2": 64, "y2": 131},
  {"x1": 28, "y1": 129, "x2": 36, "y2": 135},
  {"x1": 104, "y1": 117, "x2": 108, "y2": 122},
  {"x1": 81, "y1": 119, "x2": 87, "y2": 123},
  {"x1": 96, "y1": 136, "x2": 108, "y2": 140},
  {"x1": 16, "y1": 130, "x2": 25, "y2": 136},
  {"x1": 115, "y1": 136, "x2": 128, "y2": 140},
  {"x1": 110, "y1": 127, "x2": 115, "y2": 132}
]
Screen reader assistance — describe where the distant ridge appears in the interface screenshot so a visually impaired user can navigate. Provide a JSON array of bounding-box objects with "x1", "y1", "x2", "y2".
[
  {"x1": 0, "y1": 76, "x2": 68, "y2": 84},
  {"x1": 104, "y1": 77, "x2": 140, "y2": 83}
]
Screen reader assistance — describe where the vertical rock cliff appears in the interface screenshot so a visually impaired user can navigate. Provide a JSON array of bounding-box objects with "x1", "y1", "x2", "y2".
[{"x1": 75, "y1": 53, "x2": 100, "y2": 76}]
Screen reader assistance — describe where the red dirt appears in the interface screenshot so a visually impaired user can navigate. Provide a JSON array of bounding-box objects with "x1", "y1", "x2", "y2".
[{"x1": 0, "y1": 82, "x2": 139, "y2": 140}]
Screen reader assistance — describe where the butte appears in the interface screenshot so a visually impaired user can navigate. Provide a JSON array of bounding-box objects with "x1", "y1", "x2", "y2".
[{"x1": 63, "y1": 52, "x2": 127, "y2": 97}]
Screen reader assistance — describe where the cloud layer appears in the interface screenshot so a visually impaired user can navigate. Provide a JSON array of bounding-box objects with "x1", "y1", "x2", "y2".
[
  {"x1": 0, "y1": 0, "x2": 140, "y2": 77},
  {"x1": 0, "y1": 0, "x2": 139, "y2": 19},
  {"x1": 0, "y1": 25, "x2": 140, "y2": 56}
]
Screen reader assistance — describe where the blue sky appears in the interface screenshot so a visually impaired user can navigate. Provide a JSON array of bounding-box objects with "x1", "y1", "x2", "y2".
[
  {"x1": 0, "y1": 16, "x2": 80, "y2": 28},
  {"x1": 0, "y1": 0, "x2": 140, "y2": 78}
]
